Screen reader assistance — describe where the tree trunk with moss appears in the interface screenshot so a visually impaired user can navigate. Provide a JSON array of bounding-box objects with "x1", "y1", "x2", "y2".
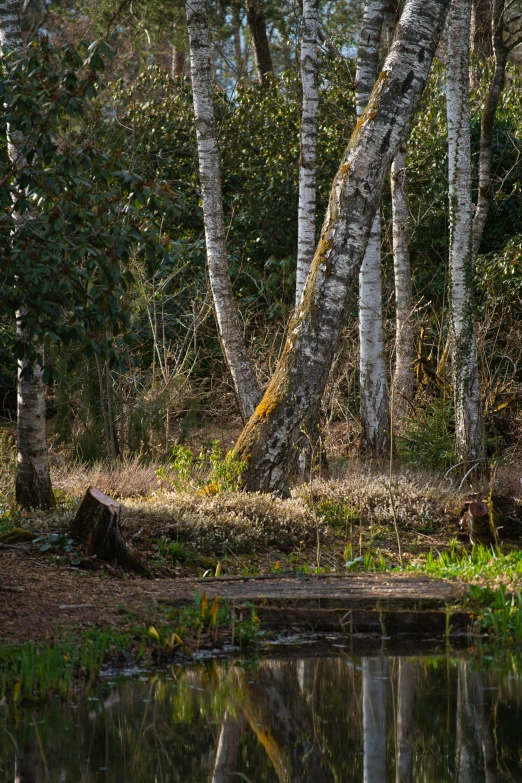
[
  {"x1": 391, "y1": 146, "x2": 415, "y2": 427},
  {"x1": 187, "y1": 0, "x2": 261, "y2": 422},
  {"x1": 245, "y1": 0, "x2": 273, "y2": 85},
  {"x1": 356, "y1": 0, "x2": 390, "y2": 455},
  {"x1": 295, "y1": 0, "x2": 319, "y2": 306},
  {"x1": 1, "y1": 0, "x2": 54, "y2": 510},
  {"x1": 446, "y1": 0, "x2": 485, "y2": 464},
  {"x1": 234, "y1": 0, "x2": 450, "y2": 495}
]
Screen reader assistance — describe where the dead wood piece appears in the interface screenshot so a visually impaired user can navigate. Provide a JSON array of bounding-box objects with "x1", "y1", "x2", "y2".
[{"x1": 70, "y1": 487, "x2": 149, "y2": 575}]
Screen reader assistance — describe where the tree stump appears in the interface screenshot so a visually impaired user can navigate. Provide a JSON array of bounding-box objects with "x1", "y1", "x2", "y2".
[
  {"x1": 466, "y1": 500, "x2": 496, "y2": 547},
  {"x1": 70, "y1": 487, "x2": 149, "y2": 575}
]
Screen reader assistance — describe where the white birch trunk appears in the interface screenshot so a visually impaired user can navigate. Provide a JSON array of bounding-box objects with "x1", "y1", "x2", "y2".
[
  {"x1": 1, "y1": 0, "x2": 54, "y2": 509},
  {"x1": 363, "y1": 657, "x2": 389, "y2": 783},
  {"x1": 295, "y1": 0, "x2": 319, "y2": 306},
  {"x1": 391, "y1": 147, "x2": 415, "y2": 426},
  {"x1": 356, "y1": 0, "x2": 390, "y2": 455},
  {"x1": 235, "y1": 0, "x2": 450, "y2": 494},
  {"x1": 186, "y1": 0, "x2": 261, "y2": 422},
  {"x1": 446, "y1": 0, "x2": 485, "y2": 464}
]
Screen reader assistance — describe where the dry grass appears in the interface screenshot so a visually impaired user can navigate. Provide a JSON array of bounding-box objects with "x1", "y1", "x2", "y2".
[
  {"x1": 51, "y1": 457, "x2": 162, "y2": 499},
  {"x1": 122, "y1": 492, "x2": 320, "y2": 555}
]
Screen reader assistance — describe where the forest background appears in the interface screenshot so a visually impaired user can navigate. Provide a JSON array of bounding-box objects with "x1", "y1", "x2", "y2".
[{"x1": 1, "y1": 0, "x2": 522, "y2": 514}]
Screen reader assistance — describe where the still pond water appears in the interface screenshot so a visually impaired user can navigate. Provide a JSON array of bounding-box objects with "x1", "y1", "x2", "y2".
[{"x1": 2, "y1": 647, "x2": 522, "y2": 782}]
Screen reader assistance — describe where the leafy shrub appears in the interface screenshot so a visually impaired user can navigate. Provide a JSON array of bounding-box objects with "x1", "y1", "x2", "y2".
[
  {"x1": 157, "y1": 441, "x2": 247, "y2": 493},
  {"x1": 396, "y1": 398, "x2": 455, "y2": 470}
]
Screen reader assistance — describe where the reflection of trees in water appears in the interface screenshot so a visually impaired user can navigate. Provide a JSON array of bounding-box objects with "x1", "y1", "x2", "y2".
[
  {"x1": 240, "y1": 660, "x2": 334, "y2": 782},
  {"x1": 1, "y1": 655, "x2": 521, "y2": 781}
]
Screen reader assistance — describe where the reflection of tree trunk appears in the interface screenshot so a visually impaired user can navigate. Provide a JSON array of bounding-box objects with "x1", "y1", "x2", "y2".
[
  {"x1": 241, "y1": 661, "x2": 334, "y2": 782},
  {"x1": 363, "y1": 658, "x2": 389, "y2": 783},
  {"x1": 212, "y1": 711, "x2": 246, "y2": 783},
  {"x1": 455, "y1": 663, "x2": 483, "y2": 782},
  {"x1": 396, "y1": 659, "x2": 417, "y2": 783}
]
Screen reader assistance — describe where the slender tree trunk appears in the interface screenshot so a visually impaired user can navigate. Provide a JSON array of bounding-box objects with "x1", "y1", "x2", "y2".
[
  {"x1": 234, "y1": 0, "x2": 450, "y2": 495},
  {"x1": 471, "y1": 0, "x2": 492, "y2": 60},
  {"x1": 363, "y1": 657, "x2": 389, "y2": 782},
  {"x1": 186, "y1": 0, "x2": 261, "y2": 422},
  {"x1": 1, "y1": 0, "x2": 54, "y2": 510},
  {"x1": 446, "y1": 0, "x2": 486, "y2": 464},
  {"x1": 356, "y1": 0, "x2": 390, "y2": 455},
  {"x1": 472, "y1": 0, "x2": 508, "y2": 260},
  {"x1": 232, "y1": 3, "x2": 245, "y2": 79},
  {"x1": 295, "y1": 0, "x2": 319, "y2": 306},
  {"x1": 172, "y1": 47, "x2": 185, "y2": 77},
  {"x1": 391, "y1": 147, "x2": 415, "y2": 426},
  {"x1": 171, "y1": 8, "x2": 187, "y2": 78},
  {"x1": 245, "y1": 0, "x2": 273, "y2": 85}
]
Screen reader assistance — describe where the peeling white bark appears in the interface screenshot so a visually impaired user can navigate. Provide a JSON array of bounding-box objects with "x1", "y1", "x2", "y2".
[
  {"x1": 186, "y1": 0, "x2": 261, "y2": 422},
  {"x1": 356, "y1": 0, "x2": 390, "y2": 455},
  {"x1": 295, "y1": 0, "x2": 319, "y2": 307},
  {"x1": 391, "y1": 147, "x2": 415, "y2": 426},
  {"x1": 1, "y1": 0, "x2": 54, "y2": 509},
  {"x1": 235, "y1": 0, "x2": 450, "y2": 494},
  {"x1": 446, "y1": 0, "x2": 485, "y2": 463}
]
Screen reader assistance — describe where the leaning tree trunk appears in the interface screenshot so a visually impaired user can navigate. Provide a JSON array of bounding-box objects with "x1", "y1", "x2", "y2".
[
  {"x1": 295, "y1": 0, "x2": 319, "y2": 306},
  {"x1": 0, "y1": 0, "x2": 54, "y2": 510},
  {"x1": 472, "y1": 0, "x2": 508, "y2": 261},
  {"x1": 186, "y1": 0, "x2": 261, "y2": 422},
  {"x1": 391, "y1": 146, "x2": 415, "y2": 427},
  {"x1": 234, "y1": 0, "x2": 450, "y2": 495},
  {"x1": 245, "y1": 0, "x2": 273, "y2": 85},
  {"x1": 446, "y1": 0, "x2": 486, "y2": 465},
  {"x1": 356, "y1": 0, "x2": 390, "y2": 455}
]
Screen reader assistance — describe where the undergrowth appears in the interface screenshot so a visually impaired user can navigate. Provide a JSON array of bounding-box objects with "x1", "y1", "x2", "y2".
[{"x1": 0, "y1": 595, "x2": 263, "y2": 704}]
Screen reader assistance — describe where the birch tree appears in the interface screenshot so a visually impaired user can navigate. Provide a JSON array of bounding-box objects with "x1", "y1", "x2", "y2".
[
  {"x1": 446, "y1": 0, "x2": 485, "y2": 464},
  {"x1": 356, "y1": 0, "x2": 390, "y2": 455},
  {"x1": 244, "y1": 0, "x2": 273, "y2": 85},
  {"x1": 295, "y1": 0, "x2": 319, "y2": 306},
  {"x1": 391, "y1": 147, "x2": 415, "y2": 426},
  {"x1": 186, "y1": 0, "x2": 261, "y2": 422},
  {"x1": 234, "y1": 0, "x2": 450, "y2": 495},
  {"x1": 0, "y1": 0, "x2": 54, "y2": 509}
]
